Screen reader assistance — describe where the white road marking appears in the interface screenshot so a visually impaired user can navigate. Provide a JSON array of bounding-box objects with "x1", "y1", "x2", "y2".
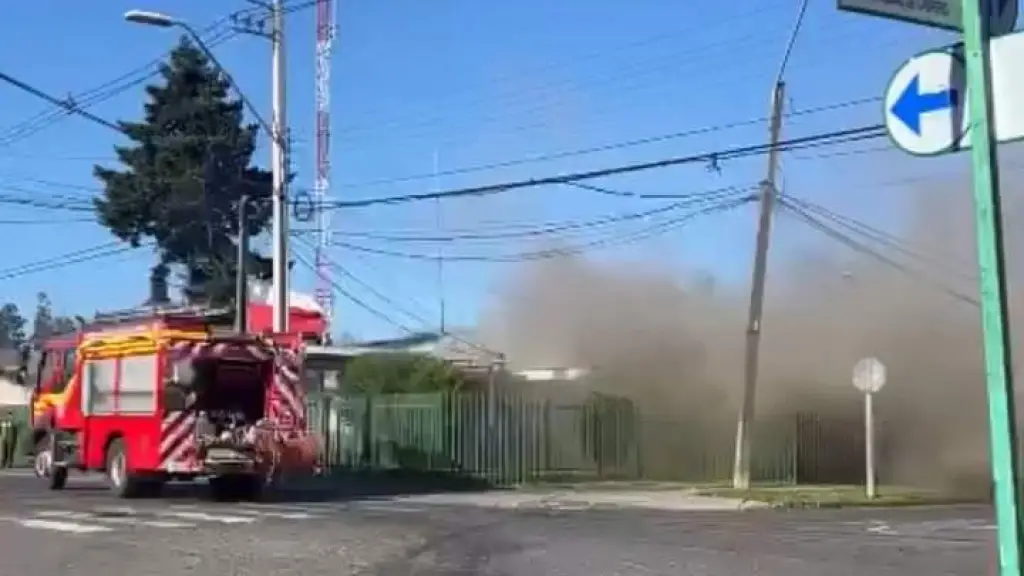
[
  {"x1": 17, "y1": 518, "x2": 112, "y2": 534},
  {"x1": 170, "y1": 503, "x2": 320, "y2": 520},
  {"x1": 156, "y1": 510, "x2": 256, "y2": 524},
  {"x1": 354, "y1": 504, "x2": 428, "y2": 514},
  {"x1": 34, "y1": 510, "x2": 196, "y2": 529}
]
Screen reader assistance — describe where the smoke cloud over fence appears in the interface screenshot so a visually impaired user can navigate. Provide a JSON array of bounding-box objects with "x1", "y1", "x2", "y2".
[{"x1": 482, "y1": 167, "x2": 1024, "y2": 495}]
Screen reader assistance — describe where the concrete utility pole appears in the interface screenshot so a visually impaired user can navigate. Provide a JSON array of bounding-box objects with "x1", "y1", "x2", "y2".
[
  {"x1": 270, "y1": 0, "x2": 290, "y2": 333},
  {"x1": 234, "y1": 195, "x2": 250, "y2": 333},
  {"x1": 732, "y1": 80, "x2": 786, "y2": 490}
]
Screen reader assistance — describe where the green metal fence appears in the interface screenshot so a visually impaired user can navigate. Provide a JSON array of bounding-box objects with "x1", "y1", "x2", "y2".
[
  {"x1": 306, "y1": 392, "x2": 852, "y2": 486},
  {"x1": 308, "y1": 391, "x2": 643, "y2": 485}
]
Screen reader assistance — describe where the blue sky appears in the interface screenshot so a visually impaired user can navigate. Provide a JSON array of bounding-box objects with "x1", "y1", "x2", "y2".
[{"x1": 0, "y1": 0, "x2": 1004, "y2": 339}]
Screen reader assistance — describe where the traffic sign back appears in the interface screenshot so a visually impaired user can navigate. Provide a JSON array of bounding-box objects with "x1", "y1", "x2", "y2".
[
  {"x1": 838, "y1": 0, "x2": 1017, "y2": 35},
  {"x1": 853, "y1": 357, "x2": 887, "y2": 394}
]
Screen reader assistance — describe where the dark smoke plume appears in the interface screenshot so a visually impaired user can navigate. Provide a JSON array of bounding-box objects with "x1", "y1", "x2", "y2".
[{"x1": 482, "y1": 163, "x2": 1024, "y2": 495}]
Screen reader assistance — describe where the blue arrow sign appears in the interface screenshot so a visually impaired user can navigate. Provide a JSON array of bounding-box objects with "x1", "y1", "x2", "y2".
[{"x1": 890, "y1": 74, "x2": 959, "y2": 135}]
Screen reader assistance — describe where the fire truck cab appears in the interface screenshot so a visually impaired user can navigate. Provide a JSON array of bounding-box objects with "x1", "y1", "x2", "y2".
[{"x1": 18, "y1": 305, "x2": 317, "y2": 500}]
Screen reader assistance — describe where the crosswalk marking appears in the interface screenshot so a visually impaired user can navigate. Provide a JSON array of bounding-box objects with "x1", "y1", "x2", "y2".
[
  {"x1": 355, "y1": 504, "x2": 428, "y2": 514},
  {"x1": 17, "y1": 518, "x2": 113, "y2": 534},
  {"x1": 156, "y1": 510, "x2": 257, "y2": 524},
  {"x1": 169, "y1": 504, "x2": 319, "y2": 520},
  {"x1": 0, "y1": 498, "x2": 438, "y2": 536},
  {"x1": 34, "y1": 510, "x2": 197, "y2": 529}
]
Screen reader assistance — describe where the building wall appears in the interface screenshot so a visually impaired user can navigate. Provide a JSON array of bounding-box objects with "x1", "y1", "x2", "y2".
[{"x1": 0, "y1": 377, "x2": 29, "y2": 406}]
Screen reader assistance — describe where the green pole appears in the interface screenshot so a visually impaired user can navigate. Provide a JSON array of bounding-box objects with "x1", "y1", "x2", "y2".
[{"x1": 960, "y1": 0, "x2": 1024, "y2": 573}]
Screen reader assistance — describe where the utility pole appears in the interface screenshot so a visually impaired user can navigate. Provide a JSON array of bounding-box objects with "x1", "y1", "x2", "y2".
[
  {"x1": 732, "y1": 80, "x2": 786, "y2": 490},
  {"x1": 234, "y1": 195, "x2": 250, "y2": 333},
  {"x1": 270, "y1": 0, "x2": 290, "y2": 333},
  {"x1": 434, "y1": 149, "x2": 446, "y2": 334}
]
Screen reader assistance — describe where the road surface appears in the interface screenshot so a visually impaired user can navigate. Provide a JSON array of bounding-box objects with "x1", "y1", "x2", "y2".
[{"x1": 0, "y1": 472, "x2": 994, "y2": 575}]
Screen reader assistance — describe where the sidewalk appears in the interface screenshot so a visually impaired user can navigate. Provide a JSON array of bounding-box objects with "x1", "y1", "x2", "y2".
[{"x1": 390, "y1": 487, "x2": 765, "y2": 512}]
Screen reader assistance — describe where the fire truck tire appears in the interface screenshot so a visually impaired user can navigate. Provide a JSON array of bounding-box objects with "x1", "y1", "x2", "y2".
[
  {"x1": 105, "y1": 439, "x2": 143, "y2": 499},
  {"x1": 35, "y1": 433, "x2": 67, "y2": 490}
]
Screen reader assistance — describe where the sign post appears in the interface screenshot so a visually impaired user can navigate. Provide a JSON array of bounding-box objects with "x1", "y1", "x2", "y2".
[
  {"x1": 839, "y1": 0, "x2": 1023, "y2": 571},
  {"x1": 959, "y1": 0, "x2": 1024, "y2": 574},
  {"x1": 852, "y1": 357, "x2": 886, "y2": 500}
]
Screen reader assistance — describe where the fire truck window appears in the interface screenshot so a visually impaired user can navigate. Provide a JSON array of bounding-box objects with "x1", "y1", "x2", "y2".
[
  {"x1": 86, "y1": 358, "x2": 117, "y2": 415},
  {"x1": 37, "y1": 353, "x2": 57, "y2": 393},
  {"x1": 118, "y1": 355, "x2": 157, "y2": 414},
  {"x1": 60, "y1": 349, "x2": 76, "y2": 389}
]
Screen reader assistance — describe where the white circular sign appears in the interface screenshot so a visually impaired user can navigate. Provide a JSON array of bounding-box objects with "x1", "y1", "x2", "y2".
[
  {"x1": 884, "y1": 50, "x2": 966, "y2": 156},
  {"x1": 853, "y1": 357, "x2": 886, "y2": 394}
]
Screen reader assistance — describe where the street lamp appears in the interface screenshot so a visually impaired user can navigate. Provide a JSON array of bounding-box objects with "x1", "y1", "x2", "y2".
[
  {"x1": 124, "y1": 5, "x2": 291, "y2": 333},
  {"x1": 123, "y1": 9, "x2": 176, "y2": 28}
]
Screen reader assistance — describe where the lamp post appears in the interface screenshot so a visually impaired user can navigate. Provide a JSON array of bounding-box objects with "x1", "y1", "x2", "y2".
[{"x1": 125, "y1": 6, "x2": 290, "y2": 333}]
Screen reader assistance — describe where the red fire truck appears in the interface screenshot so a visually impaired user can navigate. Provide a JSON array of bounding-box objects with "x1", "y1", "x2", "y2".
[{"x1": 20, "y1": 305, "x2": 319, "y2": 500}]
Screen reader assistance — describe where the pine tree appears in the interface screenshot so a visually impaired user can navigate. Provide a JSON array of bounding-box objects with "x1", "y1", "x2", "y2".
[{"x1": 93, "y1": 36, "x2": 274, "y2": 306}]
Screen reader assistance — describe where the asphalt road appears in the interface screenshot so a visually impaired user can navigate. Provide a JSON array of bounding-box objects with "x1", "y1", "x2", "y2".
[{"x1": 0, "y1": 471, "x2": 996, "y2": 575}]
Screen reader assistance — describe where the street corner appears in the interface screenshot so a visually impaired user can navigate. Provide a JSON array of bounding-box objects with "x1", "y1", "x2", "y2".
[{"x1": 390, "y1": 489, "x2": 759, "y2": 513}]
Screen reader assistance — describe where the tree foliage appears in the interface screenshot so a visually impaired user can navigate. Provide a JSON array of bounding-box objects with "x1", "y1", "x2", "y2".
[
  {"x1": 0, "y1": 292, "x2": 77, "y2": 349},
  {"x1": 0, "y1": 304, "x2": 26, "y2": 349},
  {"x1": 344, "y1": 353, "x2": 465, "y2": 394},
  {"x1": 30, "y1": 293, "x2": 77, "y2": 342},
  {"x1": 93, "y1": 36, "x2": 274, "y2": 305}
]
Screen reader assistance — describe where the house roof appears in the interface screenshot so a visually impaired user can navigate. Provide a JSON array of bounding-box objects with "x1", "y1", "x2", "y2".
[{"x1": 335, "y1": 330, "x2": 504, "y2": 366}]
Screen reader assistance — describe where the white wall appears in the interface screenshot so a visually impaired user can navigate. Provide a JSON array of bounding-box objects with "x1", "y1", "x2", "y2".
[{"x1": 0, "y1": 377, "x2": 29, "y2": 406}]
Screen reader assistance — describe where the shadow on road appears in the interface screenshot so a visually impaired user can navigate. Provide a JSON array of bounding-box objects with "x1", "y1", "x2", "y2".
[{"x1": 265, "y1": 469, "x2": 496, "y2": 504}]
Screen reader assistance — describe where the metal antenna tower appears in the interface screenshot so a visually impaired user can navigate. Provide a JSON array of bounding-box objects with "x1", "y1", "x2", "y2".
[{"x1": 313, "y1": 0, "x2": 335, "y2": 332}]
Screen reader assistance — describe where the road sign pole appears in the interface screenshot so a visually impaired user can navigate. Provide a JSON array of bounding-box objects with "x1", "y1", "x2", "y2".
[
  {"x1": 864, "y1": 391, "x2": 876, "y2": 500},
  {"x1": 960, "y1": 0, "x2": 1024, "y2": 573}
]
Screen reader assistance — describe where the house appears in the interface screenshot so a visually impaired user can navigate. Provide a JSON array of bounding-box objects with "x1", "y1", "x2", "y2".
[
  {"x1": 0, "y1": 348, "x2": 29, "y2": 407},
  {"x1": 330, "y1": 330, "x2": 504, "y2": 368}
]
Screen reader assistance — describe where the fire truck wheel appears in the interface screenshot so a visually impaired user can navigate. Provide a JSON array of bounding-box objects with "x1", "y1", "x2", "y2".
[
  {"x1": 35, "y1": 434, "x2": 67, "y2": 490},
  {"x1": 105, "y1": 439, "x2": 142, "y2": 499}
]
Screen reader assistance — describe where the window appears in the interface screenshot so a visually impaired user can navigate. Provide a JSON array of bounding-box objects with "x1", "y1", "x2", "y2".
[
  {"x1": 48, "y1": 348, "x2": 77, "y2": 395},
  {"x1": 118, "y1": 355, "x2": 157, "y2": 414},
  {"x1": 37, "y1": 352, "x2": 56, "y2": 392},
  {"x1": 83, "y1": 358, "x2": 117, "y2": 415},
  {"x1": 62, "y1": 349, "x2": 76, "y2": 382}
]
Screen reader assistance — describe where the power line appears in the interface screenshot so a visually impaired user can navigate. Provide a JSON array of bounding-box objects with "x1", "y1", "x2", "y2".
[
  {"x1": 295, "y1": 236, "x2": 431, "y2": 327},
  {"x1": 322, "y1": 124, "x2": 885, "y2": 209},
  {"x1": 332, "y1": 191, "x2": 754, "y2": 263},
  {"x1": 292, "y1": 248, "x2": 418, "y2": 334},
  {"x1": 781, "y1": 193, "x2": 977, "y2": 281},
  {"x1": 0, "y1": 242, "x2": 153, "y2": 281},
  {"x1": 335, "y1": 97, "x2": 880, "y2": 190},
  {"x1": 305, "y1": 185, "x2": 755, "y2": 243},
  {"x1": 0, "y1": 125, "x2": 881, "y2": 219},
  {"x1": 331, "y1": 12, "x2": 897, "y2": 148},
  {"x1": 0, "y1": 0, "x2": 327, "y2": 147},
  {"x1": 777, "y1": 198, "x2": 979, "y2": 307},
  {"x1": 0, "y1": 21, "x2": 244, "y2": 147},
  {"x1": 295, "y1": 237, "x2": 504, "y2": 357},
  {"x1": 0, "y1": 71, "x2": 124, "y2": 133},
  {"x1": 333, "y1": 1, "x2": 800, "y2": 138}
]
